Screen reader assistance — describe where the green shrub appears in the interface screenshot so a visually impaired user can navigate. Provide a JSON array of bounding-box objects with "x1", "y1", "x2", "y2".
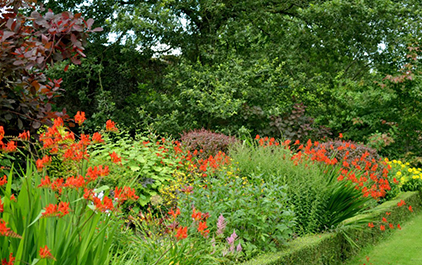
[
  {"x1": 88, "y1": 130, "x2": 180, "y2": 207},
  {"x1": 177, "y1": 169, "x2": 296, "y2": 259}
]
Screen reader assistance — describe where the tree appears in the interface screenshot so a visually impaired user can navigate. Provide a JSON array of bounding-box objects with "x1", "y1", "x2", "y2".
[{"x1": 0, "y1": 0, "x2": 101, "y2": 133}]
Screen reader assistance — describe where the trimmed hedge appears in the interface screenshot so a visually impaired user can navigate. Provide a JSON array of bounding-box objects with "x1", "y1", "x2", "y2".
[{"x1": 241, "y1": 191, "x2": 422, "y2": 265}]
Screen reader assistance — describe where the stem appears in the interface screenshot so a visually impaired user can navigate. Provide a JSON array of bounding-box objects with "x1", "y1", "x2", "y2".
[{"x1": 151, "y1": 245, "x2": 172, "y2": 265}]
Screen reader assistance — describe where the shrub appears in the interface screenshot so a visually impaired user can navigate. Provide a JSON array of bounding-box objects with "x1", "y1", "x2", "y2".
[
  {"x1": 180, "y1": 129, "x2": 238, "y2": 159},
  {"x1": 176, "y1": 168, "x2": 296, "y2": 259}
]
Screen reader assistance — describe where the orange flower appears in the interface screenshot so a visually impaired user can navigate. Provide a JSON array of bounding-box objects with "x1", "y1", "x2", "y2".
[
  {"x1": 389, "y1": 223, "x2": 394, "y2": 229},
  {"x1": 397, "y1": 224, "x2": 402, "y2": 230},
  {"x1": 168, "y1": 208, "x2": 181, "y2": 219},
  {"x1": 0, "y1": 219, "x2": 10, "y2": 235},
  {"x1": 0, "y1": 199, "x2": 3, "y2": 213},
  {"x1": 0, "y1": 126, "x2": 4, "y2": 141},
  {"x1": 93, "y1": 196, "x2": 114, "y2": 212},
  {"x1": 74, "y1": 111, "x2": 86, "y2": 126},
  {"x1": 10, "y1": 194, "x2": 16, "y2": 202},
  {"x1": 109, "y1": 151, "x2": 122, "y2": 164},
  {"x1": 380, "y1": 225, "x2": 385, "y2": 231},
  {"x1": 192, "y1": 208, "x2": 202, "y2": 221},
  {"x1": 408, "y1": 205, "x2": 413, "y2": 212},
  {"x1": 64, "y1": 175, "x2": 85, "y2": 189},
  {"x1": 36, "y1": 155, "x2": 51, "y2": 171},
  {"x1": 39, "y1": 246, "x2": 56, "y2": 260},
  {"x1": 92, "y1": 132, "x2": 104, "y2": 143},
  {"x1": 382, "y1": 217, "x2": 387, "y2": 223},
  {"x1": 114, "y1": 186, "x2": 139, "y2": 204},
  {"x1": 105, "y1": 120, "x2": 118, "y2": 132},
  {"x1": 386, "y1": 212, "x2": 391, "y2": 215},
  {"x1": 175, "y1": 226, "x2": 188, "y2": 240},
  {"x1": 1, "y1": 253, "x2": 15, "y2": 265},
  {"x1": 18, "y1": 130, "x2": 30, "y2": 140},
  {"x1": 255, "y1": 135, "x2": 260, "y2": 140},
  {"x1": 368, "y1": 222, "x2": 374, "y2": 228},
  {"x1": 4, "y1": 141, "x2": 17, "y2": 153},
  {"x1": 339, "y1": 133, "x2": 343, "y2": 138},
  {"x1": 397, "y1": 199, "x2": 406, "y2": 207},
  {"x1": 38, "y1": 175, "x2": 51, "y2": 188},
  {"x1": 58, "y1": 202, "x2": 70, "y2": 217},
  {"x1": 0, "y1": 175, "x2": 7, "y2": 186}
]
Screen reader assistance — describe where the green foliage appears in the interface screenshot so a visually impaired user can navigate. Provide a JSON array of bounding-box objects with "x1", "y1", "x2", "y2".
[
  {"x1": 88, "y1": 130, "x2": 179, "y2": 207},
  {"x1": 0, "y1": 163, "x2": 118, "y2": 264},
  {"x1": 177, "y1": 170, "x2": 296, "y2": 258},
  {"x1": 229, "y1": 140, "x2": 374, "y2": 235}
]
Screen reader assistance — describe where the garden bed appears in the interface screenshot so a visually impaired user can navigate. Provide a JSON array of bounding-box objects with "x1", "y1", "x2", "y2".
[{"x1": 242, "y1": 191, "x2": 422, "y2": 265}]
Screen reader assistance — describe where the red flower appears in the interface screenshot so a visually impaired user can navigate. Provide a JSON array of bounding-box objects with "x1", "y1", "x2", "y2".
[
  {"x1": 397, "y1": 200, "x2": 406, "y2": 207},
  {"x1": 0, "y1": 175, "x2": 7, "y2": 186},
  {"x1": 0, "y1": 219, "x2": 11, "y2": 235},
  {"x1": 0, "y1": 199, "x2": 3, "y2": 213},
  {"x1": 382, "y1": 217, "x2": 387, "y2": 223},
  {"x1": 368, "y1": 222, "x2": 374, "y2": 228},
  {"x1": 389, "y1": 223, "x2": 394, "y2": 229},
  {"x1": 92, "y1": 132, "x2": 104, "y2": 143},
  {"x1": 192, "y1": 208, "x2": 202, "y2": 221},
  {"x1": 4, "y1": 141, "x2": 17, "y2": 153},
  {"x1": 386, "y1": 212, "x2": 391, "y2": 215},
  {"x1": 106, "y1": 120, "x2": 118, "y2": 132},
  {"x1": 339, "y1": 133, "x2": 343, "y2": 138},
  {"x1": 38, "y1": 175, "x2": 51, "y2": 188},
  {"x1": 408, "y1": 205, "x2": 413, "y2": 212},
  {"x1": 168, "y1": 208, "x2": 181, "y2": 219},
  {"x1": 397, "y1": 224, "x2": 402, "y2": 230},
  {"x1": 1, "y1": 253, "x2": 15, "y2": 265},
  {"x1": 18, "y1": 130, "x2": 30, "y2": 140},
  {"x1": 114, "y1": 186, "x2": 139, "y2": 204},
  {"x1": 10, "y1": 194, "x2": 16, "y2": 202},
  {"x1": 39, "y1": 246, "x2": 56, "y2": 260},
  {"x1": 255, "y1": 135, "x2": 260, "y2": 140},
  {"x1": 74, "y1": 111, "x2": 86, "y2": 126},
  {"x1": 109, "y1": 151, "x2": 122, "y2": 164},
  {"x1": 380, "y1": 225, "x2": 385, "y2": 231},
  {"x1": 175, "y1": 226, "x2": 188, "y2": 240}
]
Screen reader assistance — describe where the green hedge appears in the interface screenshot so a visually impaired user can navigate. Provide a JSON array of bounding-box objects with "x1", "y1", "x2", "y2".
[{"x1": 241, "y1": 191, "x2": 422, "y2": 265}]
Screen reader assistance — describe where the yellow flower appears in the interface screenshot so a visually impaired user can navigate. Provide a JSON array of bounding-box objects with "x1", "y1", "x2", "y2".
[
  {"x1": 398, "y1": 160, "x2": 402, "y2": 164},
  {"x1": 408, "y1": 168, "x2": 413, "y2": 173},
  {"x1": 406, "y1": 162, "x2": 410, "y2": 166},
  {"x1": 412, "y1": 175, "x2": 418, "y2": 179},
  {"x1": 393, "y1": 160, "x2": 397, "y2": 164},
  {"x1": 396, "y1": 171, "x2": 402, "y2": 176}
]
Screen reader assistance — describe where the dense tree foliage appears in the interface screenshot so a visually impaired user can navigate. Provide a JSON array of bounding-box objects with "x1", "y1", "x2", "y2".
[{"x1": 20, "y1": 0, "x2": 422, "y2": 159}]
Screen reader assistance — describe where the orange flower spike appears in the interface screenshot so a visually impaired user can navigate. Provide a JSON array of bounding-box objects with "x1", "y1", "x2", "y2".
[
  {"x1": 58, "y1": 202, "x2": 70, "y2": 217},
  {"x1": 38, "y1": 175, "x2": 51, "y2": 188},
  {"x1": 408, "y1": 205, "x2": 413, "y2": 212},
  {"x1": 397, "y1": 224, "x2": 402, "y2": 230},
  {"x1": 389, "y1": 223, "x2": 394, "y2": 229},
  {"x1": 368, "y1": 222, "x2": 374, "y2": 228},
  {"x1": 192, "y1": 208, "x2": 202, "y2": 221},
  {"x1": 339, "y1": 133, "x2": 343, "y2": 138},
  {"x1": 294, "y1": 139, "x2": 300, "y2": 145},
  {"x1": 18, "y1": 130, "x2": 30, "y2": 140},
  {"x1": 0, "y1": 175, "x2": 7, "y2": 186},
  {"x1": 397, "y1": 199, "x2": 406, "y2": 207},
  {"x1": 92, "y1": 132, "x2": 104, "y2": 143},
  {"x1": 0, "y1": 219, "x2": 11, "y2": 235},
  {"x1": 0, "y1": 199, "x2": 3, "y2": 213},
  {"x1": 105, "y1": 120, "x2": 118, "y2": 132},
  {"x1": 39, "y1": 246, "x2": 56, "y2": 260},
  {"x1": 382, "y1": 217, "x2": 387, "y2": 223},
  {"x1": 42, "y1": 204, "x2": 59, "y2": 218},
  {"x1": 255, "y1": 135, "x2": 260, "y2": 140},
  {"x1": 110, "y1": 151, "x2": 122, "y2": 164},
  {"x1": 4, "y1": 141, "x2": 17, "y2": 153},
  {"x1": 10, "y1": 194, "x2": 16, "y2": 202},
  {"x1": 74, "y1": 111, "x2": 86, "y2": 126},
  {"x1": 175, "y1": 226, "x2": 188, "y2": 240},
  {"x1": 198, "y1": 221, "x2": 208, "y2": 232},
  {"x1": 386, "y1": 212, "x2": 391, "y2": 216},
  {"x1": 0, "y1": 126, "x2": 4, "y2": 141},
  {"x1": 380, "y1": 225, "x2": 385, "y2": 231},
  {"x1": 2, "y1": 253, "x2": 15, "y2": 265}
]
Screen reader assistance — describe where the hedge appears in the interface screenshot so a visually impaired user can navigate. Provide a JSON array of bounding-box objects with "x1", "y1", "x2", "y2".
[{"x1": 241, "y1": 191, "x2": 422, "y2": 265}]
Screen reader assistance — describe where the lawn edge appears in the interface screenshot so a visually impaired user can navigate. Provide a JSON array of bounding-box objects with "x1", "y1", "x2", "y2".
[{"x1": 240, "y1": 191, "x2": 422, "y2": 265}]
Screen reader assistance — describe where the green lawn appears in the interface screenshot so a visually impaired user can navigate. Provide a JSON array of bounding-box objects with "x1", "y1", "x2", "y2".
[{"x1": 344, "y1": 211, "x2": 422, "y2": 265}]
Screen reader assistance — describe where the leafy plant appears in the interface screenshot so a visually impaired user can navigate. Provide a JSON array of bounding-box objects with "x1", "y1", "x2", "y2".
[{"x1": 0, "y1": 0, "x2": 101, "y2": 134}]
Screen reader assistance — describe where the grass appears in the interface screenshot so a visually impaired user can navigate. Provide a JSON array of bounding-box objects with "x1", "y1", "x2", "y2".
[{"x1": 343, "y1": 210, "x2": 422, "y2": 265}]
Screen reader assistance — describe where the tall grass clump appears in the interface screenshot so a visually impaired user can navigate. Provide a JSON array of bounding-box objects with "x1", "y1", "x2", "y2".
[{"x1": 229, "y1": 136, "x2": 377, "y2": 236}]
